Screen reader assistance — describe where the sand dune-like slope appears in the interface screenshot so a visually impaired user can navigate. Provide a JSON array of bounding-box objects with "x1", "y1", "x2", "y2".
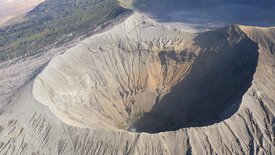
[{"x1": 0, "y1": 13, "x2": 274, "y2": 154}]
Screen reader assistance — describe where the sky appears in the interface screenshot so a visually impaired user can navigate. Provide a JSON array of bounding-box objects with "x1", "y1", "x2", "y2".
[{"x1": 131, "y1": 0, "x2": 275, "y2": 32}]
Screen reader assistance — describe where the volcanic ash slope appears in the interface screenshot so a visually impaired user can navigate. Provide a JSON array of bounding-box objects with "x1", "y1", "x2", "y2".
[{"x1": 0, "y1": 12, "x2": 274, "y2": 154}]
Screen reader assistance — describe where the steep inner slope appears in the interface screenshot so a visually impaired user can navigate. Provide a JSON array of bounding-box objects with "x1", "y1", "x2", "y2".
[
  {"x1": 130, "y1": 29, "x2": 259, "y2": 133},
  {"x1": 33, "y1": 13, "x2": 258, "y2": 133}
]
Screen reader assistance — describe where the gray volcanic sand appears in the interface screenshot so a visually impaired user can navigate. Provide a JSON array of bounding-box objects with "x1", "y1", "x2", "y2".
[
  {"x1": 129, "y1": 30, "x2": 259, "y2": 133},
  {"x1": 34, "y1": 13, "x2": 259, "y2": 134},
  {"x1": 0, "y1": 13, "x2": 274, "y2": 154}
]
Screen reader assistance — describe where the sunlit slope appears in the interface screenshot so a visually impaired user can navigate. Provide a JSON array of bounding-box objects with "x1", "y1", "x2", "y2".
[{"x1": 34, "y1": 13, "x2": 261, "y2": 135}]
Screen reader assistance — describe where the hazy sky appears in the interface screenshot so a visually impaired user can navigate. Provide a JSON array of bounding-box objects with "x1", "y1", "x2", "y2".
[
  {"x1": 132, "y1": 0, "x2": 275, "y2": 32},
  {"x1": 1, "y1": 0, "x2": 275, "y2": 30},
  {"x1": 0, "y1": 0, "x2": 44, "y2": 26}
]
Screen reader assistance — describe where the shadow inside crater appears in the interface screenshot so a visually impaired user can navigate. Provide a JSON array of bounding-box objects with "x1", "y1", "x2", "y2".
[{"x1": 128, "y1": 27, "x2": 259, "y2": 133}]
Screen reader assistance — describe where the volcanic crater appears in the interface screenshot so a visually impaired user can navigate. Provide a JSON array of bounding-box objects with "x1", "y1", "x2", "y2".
[{"x1": 33, "y1": 13, "x2": 258, "y2": 134}]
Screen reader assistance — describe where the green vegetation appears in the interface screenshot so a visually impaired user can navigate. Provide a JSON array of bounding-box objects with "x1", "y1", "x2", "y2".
[{"x1": 0, "y1": 0, "x2": 129, "y2": 61}]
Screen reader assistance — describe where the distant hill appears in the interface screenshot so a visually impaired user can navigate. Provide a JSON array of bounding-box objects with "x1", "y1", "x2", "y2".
[
  {"x1": 127, "y1": 0, "x2": 275, "y2": 10},
  {"x1": 119, "y1": 0, "x2": 275, "y2": 32}
]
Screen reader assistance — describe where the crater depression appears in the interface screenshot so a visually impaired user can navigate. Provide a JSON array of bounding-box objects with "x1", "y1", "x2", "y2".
[{"x1": 33, "y1": 13, "x2": 258, "y2": 133}]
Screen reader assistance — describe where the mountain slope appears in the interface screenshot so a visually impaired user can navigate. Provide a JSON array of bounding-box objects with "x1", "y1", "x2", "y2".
[
  {"x1": 0, "y1": 0, "x2": 130, "y2": 61},
  {"x1": 0, "y1": 13, "x2": 274, "y2": 154},
  {"x1": 0, "y1": 0, "x2": 130, "y2": 118}
]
